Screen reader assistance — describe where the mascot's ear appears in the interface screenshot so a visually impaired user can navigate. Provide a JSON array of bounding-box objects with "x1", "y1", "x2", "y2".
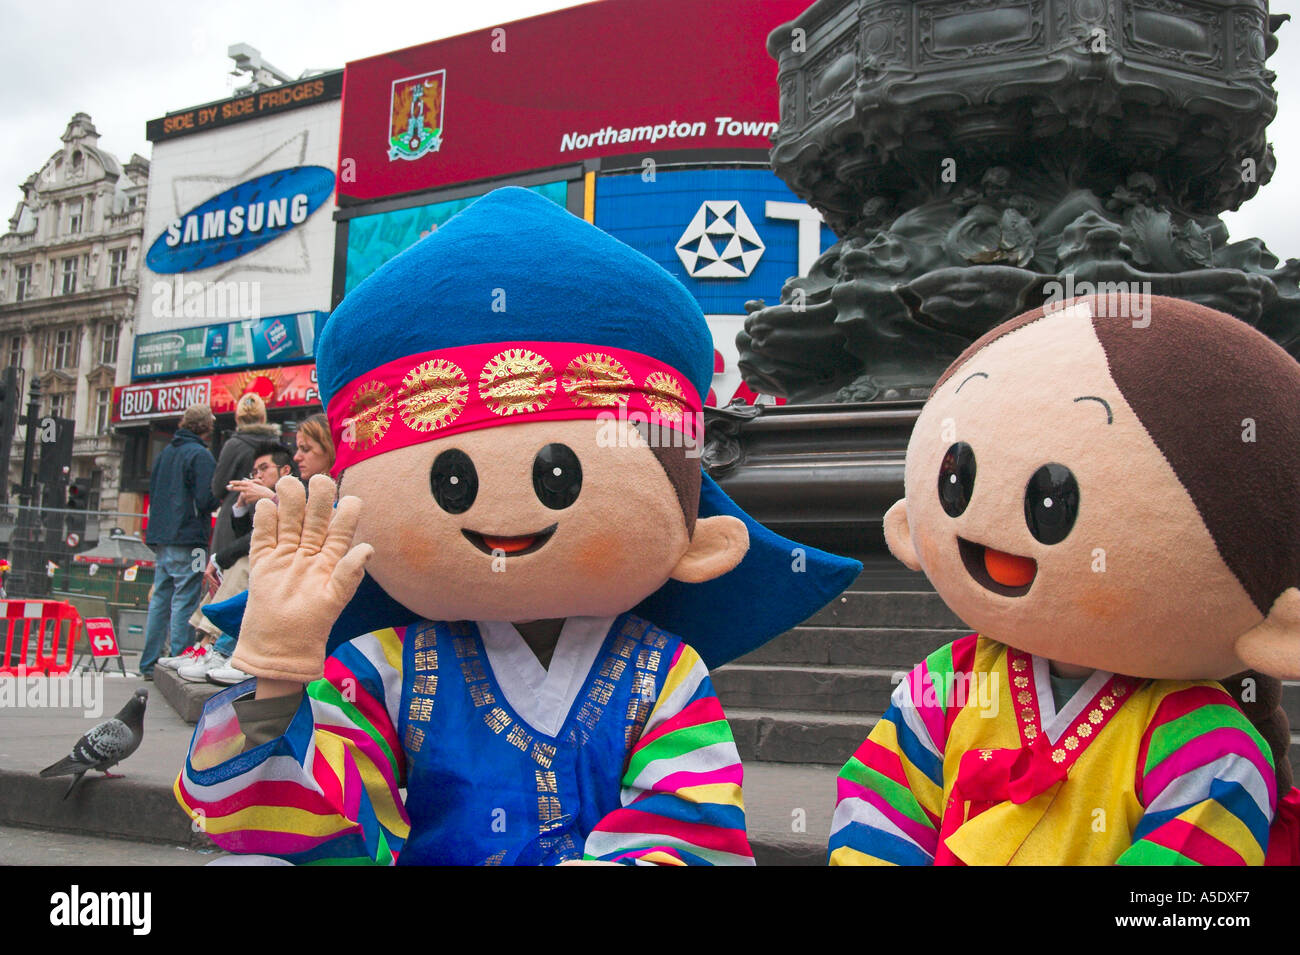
[
  {"x1": 883, "y1": 499, "x2": 922, "y2": 572},
  {"x1": 1235, "y1": 588, "x2": 1300, "y2": 679},
  {"x1": 669, "y1": 515, "x2": 748, "y2": 583}
]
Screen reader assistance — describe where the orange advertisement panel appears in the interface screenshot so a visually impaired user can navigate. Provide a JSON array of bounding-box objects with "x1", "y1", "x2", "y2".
[{"x1": 113, "y1": 362, "x2": 322, "y2": 423}]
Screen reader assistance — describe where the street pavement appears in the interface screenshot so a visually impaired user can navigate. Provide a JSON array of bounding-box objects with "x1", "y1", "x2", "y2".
[{"x1": 0, "y1": 825, "x2": 217, "y2": 865}]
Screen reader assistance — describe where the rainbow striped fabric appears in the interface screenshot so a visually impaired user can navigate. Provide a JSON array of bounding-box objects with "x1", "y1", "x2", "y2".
[
  {"x1": 829, "y1": 634, "x2": 1276, "y2": 866},
  {"x1": 585, "y1": 640, "x2": 752, "y2": 865},
  {"x1": 174, "y1": 621, "x2": 753, "y2": 865}
]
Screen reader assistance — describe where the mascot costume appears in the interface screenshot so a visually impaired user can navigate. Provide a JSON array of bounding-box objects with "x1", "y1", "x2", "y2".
[
  {"x1": 829, "y1": 293, "x2": 1300, "y2": 866},
  {"x1": 175, "y1": 187, "x2": 861, "y2": 865}
]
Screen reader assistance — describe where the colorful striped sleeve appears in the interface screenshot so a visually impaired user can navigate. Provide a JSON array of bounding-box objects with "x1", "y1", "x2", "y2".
[
  {"x1": 583, "y1": 642, "x2": 754, "y2": 866},
  {"x1": 174, "y1": 627, "x2": 412, "y2": 865},
  {"x1": 828, "y1": 634, "x2": 978, "y2": 866},
  {"x1": 1118, "y1": 683, "x2": 1276, "y2": 866}
]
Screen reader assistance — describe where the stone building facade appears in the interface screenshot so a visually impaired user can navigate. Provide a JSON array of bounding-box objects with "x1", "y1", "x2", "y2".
[{"x1": 0, "y1": 113, "x2": 148, "y2": 514}]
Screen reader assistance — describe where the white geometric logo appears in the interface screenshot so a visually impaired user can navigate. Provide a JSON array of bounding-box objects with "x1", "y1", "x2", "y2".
[{"x1": 674, "y1": 200, "x2": 766, "y2": 279}]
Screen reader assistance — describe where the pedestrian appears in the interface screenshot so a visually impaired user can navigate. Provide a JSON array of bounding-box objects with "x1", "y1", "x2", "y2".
[
  {"x1": 209, "y1": 394, "x2": 281, "y2": 555},
  {"x1": 292, "y1": 413, "x2": 335, "y2": 482},
  {"x1": 165, "y1": 393, "x2": 281, "y2": 672},
  {"x1": 139, "y1": 404, "x2": 220, "y2": 679}
]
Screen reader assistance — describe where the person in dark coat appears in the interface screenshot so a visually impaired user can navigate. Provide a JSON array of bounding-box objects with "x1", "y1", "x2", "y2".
[
  {"x1": 209, "y1": 393, "x2": 281, "y2": 555},
  {"x1": 140, "y1": 404, "x2": 220, "y2": 678}
]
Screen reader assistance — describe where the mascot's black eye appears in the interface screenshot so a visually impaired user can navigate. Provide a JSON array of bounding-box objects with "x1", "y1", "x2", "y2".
[
  {"x1": 937, "y1": 442, "x2": 976, "y2": 518},
  {"x1": 533, "y1": 444, "x2": 582, "y2": 510},
  {"x1": 430, "y1": 449, "x2": 478, "y2": 514},
  {"x1": 1024, "y1": 463, "x2": 1079, "y2": 544}
]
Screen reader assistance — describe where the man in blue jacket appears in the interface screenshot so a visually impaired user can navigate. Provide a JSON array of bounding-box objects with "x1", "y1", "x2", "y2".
[{"x1": 140, "y1": 404, "x2": 220, "y2": 678}]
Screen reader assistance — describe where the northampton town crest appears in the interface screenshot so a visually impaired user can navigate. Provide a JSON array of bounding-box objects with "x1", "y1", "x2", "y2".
[{"x1": 388, "y1": 70, "x2": 445, "y2": 162}]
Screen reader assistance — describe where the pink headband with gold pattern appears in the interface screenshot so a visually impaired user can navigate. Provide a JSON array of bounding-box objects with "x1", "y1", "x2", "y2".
[{"x1": 327, "y1": 341, "x2": 703, "y2": 474}]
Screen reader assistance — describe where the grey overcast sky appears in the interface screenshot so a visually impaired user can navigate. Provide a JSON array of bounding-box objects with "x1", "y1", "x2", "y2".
[{"x1": 2, "y1": 0, "x2": 1299, "y2": 260}]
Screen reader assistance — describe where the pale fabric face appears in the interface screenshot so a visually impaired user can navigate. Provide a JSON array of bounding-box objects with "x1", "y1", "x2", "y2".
[
  {"x1": 346, "y1": 418, "x2": 691, "y2": 622},
  {"x1": 294, "y1": 435, "x2": 331, "y2": 481},
  {"x1": 898, "y1": 303, "x2": 1260, "y2": 679}
]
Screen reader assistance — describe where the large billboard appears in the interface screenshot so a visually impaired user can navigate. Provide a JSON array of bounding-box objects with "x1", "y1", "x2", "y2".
[
  {"x1": 596, "y1": 168, "x2": 835, "y2": 404},
  {"x1": 335, "y1": 0, "x2": 806, "y2": 203},
  {"x1": 132, "y1": 311, "x2": 326, "y2": 378},
  {"x1": 134, "y1": 97, "x2": 341, "y2": 351},
  {"x1": 344, "y1": 181, "x2": 567, "y2": 294}
]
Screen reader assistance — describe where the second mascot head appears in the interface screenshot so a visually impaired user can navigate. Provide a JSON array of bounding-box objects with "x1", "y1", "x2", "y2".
[{"x1": 884, "y1": 294, "x2": 1300, "y2": 681}]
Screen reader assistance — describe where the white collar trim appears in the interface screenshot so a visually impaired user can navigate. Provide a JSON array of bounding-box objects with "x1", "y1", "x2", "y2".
[
  {"x1": 1032, "y1": 655, "x2": 1112, "y2": 744},
  {"x1": 476, "y1": 616, "x2": 615, "y2": 737}
]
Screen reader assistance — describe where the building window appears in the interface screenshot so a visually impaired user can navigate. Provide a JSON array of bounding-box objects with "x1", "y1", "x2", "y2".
[
  {"x1": 68, "y1": 201, "x2": 82, "y2": 234},
  {"x1": 72, "y1": 151, "x2": 84, "y2": 174},
  {"x1": 60, "y1": 257, "x2": 77, "y2": 295},
  {"x1": 108, "y1": 248, "x2": 127, "y2": 287},
  {"x1": 15, "y1": 265, "x2": 31, "y2": 302},
  {"x1": 94, "y1": 388, "x2": 111, "y2": 435},
  {"x1": 8, "y1": 336, "x2": 21, "y2": 368},
  {"x1": 88, "y1": 468, "x2": 103, "y2": 510},
  {"x1": 53, "y1": 328, "x2": 75, "y2": 369},
  {"x1": 49, "y1": 392, "x2": 69, "y2": 420},
  {"x1": 99, "y1": 324, "x2": 118, "y2": 365}
]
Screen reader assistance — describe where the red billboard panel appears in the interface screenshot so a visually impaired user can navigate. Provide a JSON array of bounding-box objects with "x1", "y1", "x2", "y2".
[{"x1": 337, "y1": 0, "x2": 805, "y2": 202}]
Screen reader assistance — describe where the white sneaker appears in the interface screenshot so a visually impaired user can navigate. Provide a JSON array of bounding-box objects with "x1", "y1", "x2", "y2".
[
  {"x1": 207, "y1": 658, "x2": 252, "y2": 686},
  {"x1": 179, "y1": 650, "x2": 229, "y2": 683},
  {"x1": 158, "y1": 643, "x2": 209, "y2": 671}
]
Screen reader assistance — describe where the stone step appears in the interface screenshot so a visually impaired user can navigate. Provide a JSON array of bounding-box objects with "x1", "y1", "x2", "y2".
[
  {"x1": 743, "y1": 760, "x2": 839, "y2": 866},
  {"x1": 713, "y1": 663, "x2": 901, "y2": 714},
  {"x1": 153, "y1": 665, "x2": 221, "y2": 724},
  {"x1": 729, "y1": 707, "x2": 877, "y2": 767},
  {"x1": 737, "y1": 626, "x2": 965, "y2": 668},
  {"x1": 805, "y1": 590, "x2": 967, "y2": 630}
]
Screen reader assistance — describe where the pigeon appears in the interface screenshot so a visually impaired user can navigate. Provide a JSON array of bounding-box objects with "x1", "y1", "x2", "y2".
[{"x1": 40, "y1": 688, "x2": 148, "y2": 799}]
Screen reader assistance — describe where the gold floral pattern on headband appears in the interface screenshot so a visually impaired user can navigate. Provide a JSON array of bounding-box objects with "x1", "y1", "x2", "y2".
[
  {"x1": 398, "y1": 358, "x2": 470, "y2": 432},
  {"x1": 344, "y1": 381, "x2": 394, "y2": 449},
  {"x1": 562, "y1": 353, "x2": 634, "y2": 407},
  {"x1": 479, "y1": 349, "x2": 557, "y2": 416},
  {"x1": 643, "y1": 371, "x2": 687, "y2": 422}
]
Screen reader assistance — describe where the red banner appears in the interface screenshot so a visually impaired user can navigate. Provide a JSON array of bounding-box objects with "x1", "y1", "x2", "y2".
[
  {"x1": 114, "y1": 363, "x2": 322, "y2": 423},
  {"x1": 336, "y1": 0, "x2": 805, "y2": 202}
]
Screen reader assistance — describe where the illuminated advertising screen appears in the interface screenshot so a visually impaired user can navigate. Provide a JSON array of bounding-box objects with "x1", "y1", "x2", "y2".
[
  {"x1": 344, "y1": 181, "x2": 567, "y2": 294},
  {"x1": 336, "y1": 0, "x2": 806, "y2": 202},
  {"x1": 134, "y1": 96, "x2": 341, "y2": 348},
  {"x1": 596, "y1": 168, "x2": 836, "y2": 404}
]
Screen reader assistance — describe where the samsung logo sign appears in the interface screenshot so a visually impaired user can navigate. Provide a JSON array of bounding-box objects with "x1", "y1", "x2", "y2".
[{"x1": 146, "y1": 165, "x2": 335, "y2": 274}]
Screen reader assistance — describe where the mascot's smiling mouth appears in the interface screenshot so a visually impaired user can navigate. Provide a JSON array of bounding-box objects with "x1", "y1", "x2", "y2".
[
  {"x1": 462, "y1": 524, "x2": 558, "y2": 558},
  {"x1": 958, "y1": 537, "x2": 1037, "y2": 597}
]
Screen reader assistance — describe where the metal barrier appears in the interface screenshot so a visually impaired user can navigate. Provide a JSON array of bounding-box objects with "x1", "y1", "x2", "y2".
[
  {"x1": 0, "y1": 599, "x2": 83, "y2": 675},
  {"x1": 0, "y1": 506, "x2": 153, "y2": 611}
]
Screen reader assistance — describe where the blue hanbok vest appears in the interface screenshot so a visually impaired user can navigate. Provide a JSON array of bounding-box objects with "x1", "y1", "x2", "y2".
[{"x1": 397, "y1": 613, "x2": 679, "y2": 865}]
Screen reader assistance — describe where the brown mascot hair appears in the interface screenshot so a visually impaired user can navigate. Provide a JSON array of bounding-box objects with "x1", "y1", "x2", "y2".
[{"x1": 936, "y1": 294, "x2": 1300, "y2": 798}]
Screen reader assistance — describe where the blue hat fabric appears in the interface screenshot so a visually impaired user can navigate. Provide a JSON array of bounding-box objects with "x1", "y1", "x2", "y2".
[{"x1": 317, "y1": 186, "x2": 715, "y2": 407}]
